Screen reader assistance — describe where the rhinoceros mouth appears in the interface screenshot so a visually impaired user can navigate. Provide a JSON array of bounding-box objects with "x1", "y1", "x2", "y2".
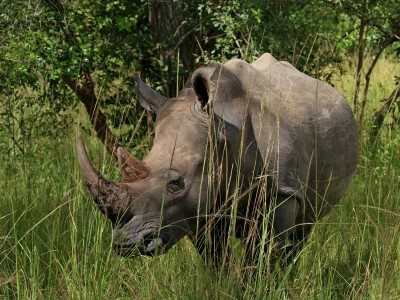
[
  {"x1": 113, "y1": 238, "x2": 166, "y2": 257},
  {"x1": 112, "y1": 212, "x2": 170, "y2": 257},
  {"x1": 113, "y1": 230, "x2": 168, "y2": 257}
]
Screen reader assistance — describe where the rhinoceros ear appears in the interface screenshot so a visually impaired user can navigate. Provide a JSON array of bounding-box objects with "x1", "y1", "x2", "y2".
[
  {"x1": 191, "y1": 64, "x2": 222, "y2": 111},
  {"x1": 134, "y1": 76, "x2": 168, "y2": 113}
]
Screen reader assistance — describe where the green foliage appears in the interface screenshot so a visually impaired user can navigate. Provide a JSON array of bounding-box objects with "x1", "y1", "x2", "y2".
[
  {"x1": 196, "y1": 0, "x2": 350, "y2": 80},
  {"x1": 1, "y1": 0, "x2": 398, "y2": 156},
  {"x1": 0, "y1": 0, "x2": 151, "y2": 154},
  {"x1": 197, "y1": 1, "x2": 254, "y2": 62},
  {"x1": 0, "y1": 1, "x2": 74, "y2": 157},
  {"x1": 0, "y1": 89, "x2": 72, "y2": 157}
]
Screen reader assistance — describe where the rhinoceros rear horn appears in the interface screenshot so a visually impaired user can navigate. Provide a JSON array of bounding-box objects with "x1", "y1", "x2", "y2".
[
  {"x1": 116, "y1": 146, "x2": 150, "y2": 182},
  {"x1": 134, "y1": 76, "x2": 168, "y2": 113},
  {"x1": 77, "y1": 135, "x2": 126, "y2": 224}
]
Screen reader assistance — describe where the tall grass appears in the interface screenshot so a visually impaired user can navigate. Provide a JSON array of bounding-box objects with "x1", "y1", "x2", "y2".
[{"x1": 1, "y1": 62, "x2": 400, "y2": 299}]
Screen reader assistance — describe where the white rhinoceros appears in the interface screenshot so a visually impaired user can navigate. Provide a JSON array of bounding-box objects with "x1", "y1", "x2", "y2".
[{"x1": 77, "y1": 53, "x2": 358, "y2": 266}]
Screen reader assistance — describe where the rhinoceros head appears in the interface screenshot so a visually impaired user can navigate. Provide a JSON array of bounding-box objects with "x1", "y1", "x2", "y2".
[{"x1": 77, "y1": 69, "x2": 224, "y2": 256}]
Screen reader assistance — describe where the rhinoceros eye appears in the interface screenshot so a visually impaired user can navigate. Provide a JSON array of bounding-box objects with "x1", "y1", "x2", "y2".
[{"x1": 167, "y1": 178, "x2": 185, "y2": 194}]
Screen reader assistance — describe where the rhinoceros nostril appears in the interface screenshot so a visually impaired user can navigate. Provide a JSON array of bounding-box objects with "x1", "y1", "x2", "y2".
[
  {"x1": 141, "y1": 231, "x2": 164, "y2": 253},
  {"x1": 142, "y1": 232, "x2": 155, "y2": 244}
]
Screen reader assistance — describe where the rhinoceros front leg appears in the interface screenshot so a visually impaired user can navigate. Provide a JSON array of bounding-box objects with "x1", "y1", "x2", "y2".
[
  {"x1": 270, "y1": 195, "x2": 313, "y2": 264},
  {"x1": 243, "y1": 195, "x2": 305, "y2": 269},
  {"x1": 272, "y1": 195, "x2": 300, "y2": 242}
]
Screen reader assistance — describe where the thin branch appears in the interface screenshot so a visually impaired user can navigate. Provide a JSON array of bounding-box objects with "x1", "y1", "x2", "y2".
[
  {"x1": 62, "y1": 74, "x2": 119, "y2": 156},
  {"x1": 369, "y1": 82, "x2": 400, "y2": 143},
  {"x1": 42, "y1": 0, "x2": 119, "y2": 156},
  {"x1": 358, "y1": 31, "x2": 400, "y2": 128}
]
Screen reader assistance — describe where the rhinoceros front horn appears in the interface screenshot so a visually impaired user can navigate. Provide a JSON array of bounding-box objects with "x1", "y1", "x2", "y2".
[{"x1": 77, "y1": 135, "x2": 127, "y2": 224}]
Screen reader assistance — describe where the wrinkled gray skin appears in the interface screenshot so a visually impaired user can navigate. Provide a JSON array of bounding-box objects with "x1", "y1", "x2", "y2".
[{"x1": 77, "y1": 54, "x2": 358, "y2": 264}]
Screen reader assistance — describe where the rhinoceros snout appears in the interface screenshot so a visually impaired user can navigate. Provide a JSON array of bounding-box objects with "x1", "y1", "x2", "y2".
[
  {"x1": 113, "y1": 233, "x2": 166, "y2": 257},
  {"x1": 112, "y1": 215, "x2": 168, "y2": 256}
]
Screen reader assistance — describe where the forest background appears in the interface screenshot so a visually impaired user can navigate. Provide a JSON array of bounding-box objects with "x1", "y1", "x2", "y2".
[{"x1": 1, "y1": 0, "x2": 399, "y2": 298}]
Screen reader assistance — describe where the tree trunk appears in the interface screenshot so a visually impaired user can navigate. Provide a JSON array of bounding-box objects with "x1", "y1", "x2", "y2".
[
  {"x1": 148, "y1": 0, "x2": 198, "y2": 97},
  {"x1": 369, "y1": 83, "x2": 400, "y2": 143},
  {"x1": 147, "y1": 0, "x2": 221, "y2": 97},
  {"x1": 62, "y1": 73, "x2": 119, "y2": 156},
  {"x1": 353, "y1": 12, "x2": 366, "y2": 116},
  {"x1": 358, "y1": 44, "x2": 387, "y2": 130},
  {"x1": 358, "y1": 28, "x2": 400, "y2": 131}
]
